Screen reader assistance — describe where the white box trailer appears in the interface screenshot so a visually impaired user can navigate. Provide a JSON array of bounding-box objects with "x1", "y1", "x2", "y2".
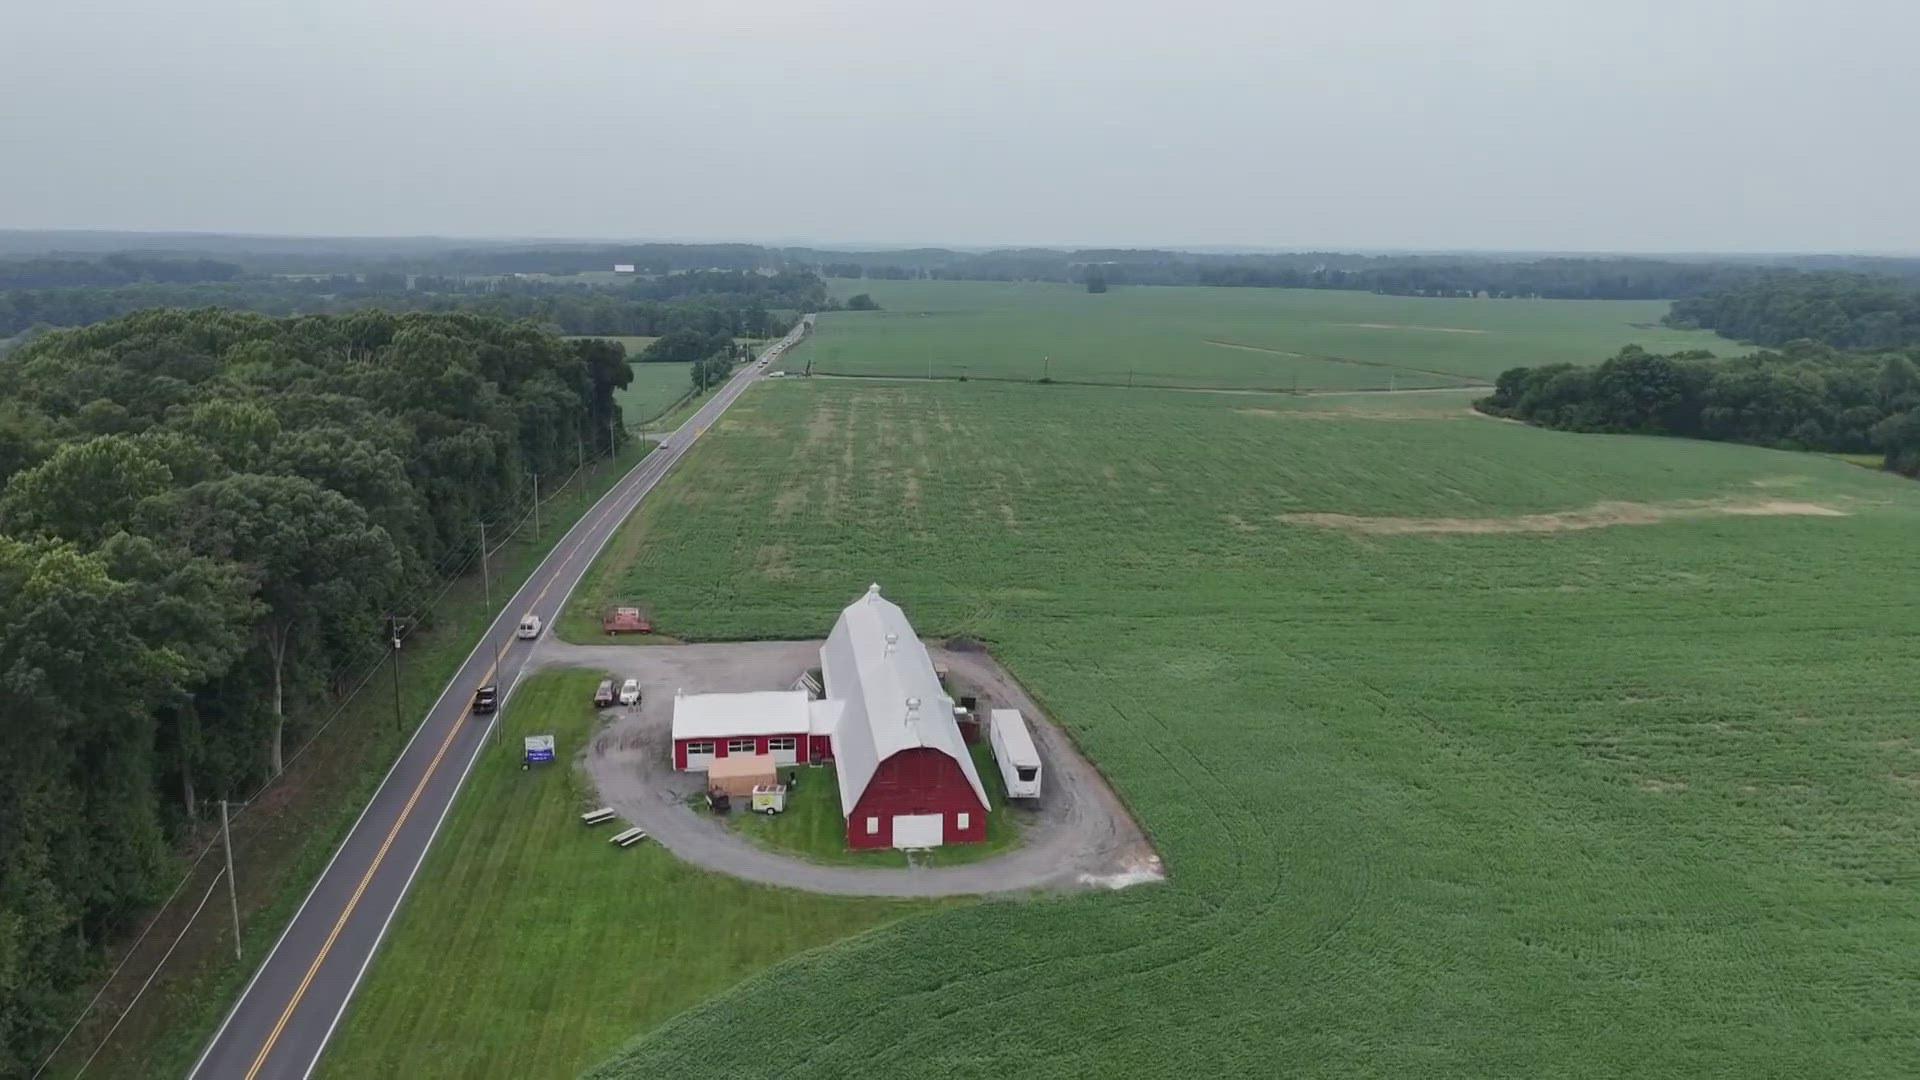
[{"x1": 988, "y1": 708, "x2": 1042, "y2": 799}]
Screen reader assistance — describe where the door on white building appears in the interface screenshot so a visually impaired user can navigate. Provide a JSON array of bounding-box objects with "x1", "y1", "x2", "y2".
[
  {"x1": 683, "y1": 740, "x2": 714, "y2": 771},
  {"x1": 767, "y1": 736, "x2": 798, "y2": 766},
  {"x1": 891, "y1": 813, "x2": 944, "y2": 849}
]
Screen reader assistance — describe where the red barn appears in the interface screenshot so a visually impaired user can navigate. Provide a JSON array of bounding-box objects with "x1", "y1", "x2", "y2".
[{"x1": 823, "y1": 585, "x2": 989, "y2": 849}]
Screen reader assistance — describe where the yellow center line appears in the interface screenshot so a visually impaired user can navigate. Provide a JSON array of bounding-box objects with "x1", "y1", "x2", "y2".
[
  {"x1": 241, "y1": 447, "x2": 669, "y2": 1069},
  {"x1": 241, "y1": 413, "x2": 700, "y2": 1075}
]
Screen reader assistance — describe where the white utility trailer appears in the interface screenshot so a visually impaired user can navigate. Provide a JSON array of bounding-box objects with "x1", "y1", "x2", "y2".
[{"x1": 988, "y1": 708, "x2": 1042, "y2": 799}]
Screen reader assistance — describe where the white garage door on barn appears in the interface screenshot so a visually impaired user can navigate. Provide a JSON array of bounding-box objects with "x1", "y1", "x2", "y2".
[
  {"x1": 891, "y1": 813, "x2": 943, "y2": 849},
  {"x1": 768, "y1": 736, "x2": 799, "y2": 766}
]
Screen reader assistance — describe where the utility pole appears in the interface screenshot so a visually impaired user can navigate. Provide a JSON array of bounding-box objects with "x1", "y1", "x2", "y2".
[
  {"x1": 576, "y1": 426, "x2": 585, "y2": 476},
  {"x1": 388, "y1": 615, "x2": 403, "y2": 734},
  {"x1": 531, "y1": 472, "x2": 540, "y2": 544},
  {"x1": 220, "y1": 799, "x2": 241, "y2": 961},
  {"x1": 609, "y1": 412, "x2": 618, "y2": 458},
  {"x1": 478, "y1": 523, "x2": 491, "y2": 612},
  {"x1": 1043, "y1": 354, "x2": 1050, "y2": 381}
]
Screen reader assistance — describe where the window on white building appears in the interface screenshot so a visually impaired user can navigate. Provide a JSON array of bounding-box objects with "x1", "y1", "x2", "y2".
[{"x1": 727, "y1": 738, "x2": 756, "y2": 754}]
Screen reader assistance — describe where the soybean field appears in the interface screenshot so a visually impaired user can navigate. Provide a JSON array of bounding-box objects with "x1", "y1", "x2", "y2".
[{"x1": 577, "y1": 376, "x2": 1920, "y2": 1078}]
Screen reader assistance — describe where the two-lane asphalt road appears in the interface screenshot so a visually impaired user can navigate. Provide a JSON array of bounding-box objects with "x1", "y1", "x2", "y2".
[{"x1": 189, "y1": 323, "x2": 807, "y2": 1080}]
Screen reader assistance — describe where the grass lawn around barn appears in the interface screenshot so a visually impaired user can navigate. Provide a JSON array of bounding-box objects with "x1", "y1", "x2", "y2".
[
  {"x1": 317, "y1": 667, "x2": 931, "y2": 1080},
  {"x1": 721, "y1": 742, "x2": 1033, "y2": 868}
]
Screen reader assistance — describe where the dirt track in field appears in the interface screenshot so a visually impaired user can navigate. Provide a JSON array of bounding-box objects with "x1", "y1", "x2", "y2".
[
  {"x1": 530, "y1": 637, "x2": 1162, "y2": 897},
  {"x1": 1278, "y1": 498, "x2": 1848, "y2": 535}
]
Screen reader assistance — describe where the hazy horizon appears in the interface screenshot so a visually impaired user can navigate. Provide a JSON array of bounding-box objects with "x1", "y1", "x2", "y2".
[{"x1": 5, "y1": 0, "x2": 1916, "y2": 254}]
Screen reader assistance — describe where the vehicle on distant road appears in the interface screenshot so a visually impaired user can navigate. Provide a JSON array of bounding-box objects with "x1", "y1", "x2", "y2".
[
  {"x1": 517, "y1": 614, "x2": 542, "y2": 639},
  {"x1": 472, "y1": 684, "x2": 498, "y2": 715},
  {"x1": 618, "y1": 678, "x2": 641, "y2": 706}
]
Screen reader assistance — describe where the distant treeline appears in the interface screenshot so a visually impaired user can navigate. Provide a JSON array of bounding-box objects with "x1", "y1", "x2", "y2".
[
  {"x1": 0, "y1": 262, "x2": 823, "y2": 337},
  {"x1": 0, "y1": 308, "x2": 632, "y2": 1072},
  {"x1": 0, "y1": 254, "x2": 242, "y2": 290},
  {"x1": 1479, "y1": 343, "x2": 1920, "y2": 474},
  {"x1": 819, "y1": 252, "x2": 1790, "y2": 300},
  {"x1": 1667, "y1": 273, "x2": 1920, "y2": 351}
]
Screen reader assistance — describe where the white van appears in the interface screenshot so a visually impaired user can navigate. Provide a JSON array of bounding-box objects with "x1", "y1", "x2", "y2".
[
  {"x1": 517, "y1": 614, "x2": 542, "y2": 639},
  {"x1": 988, "y1": 708, "x2": 1042, "y2": 799}
]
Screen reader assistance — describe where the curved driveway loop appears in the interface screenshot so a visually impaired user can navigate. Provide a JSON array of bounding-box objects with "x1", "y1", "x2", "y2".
[{"x1": 531, "y1": 638, "x2": 1163, "y2": 897}]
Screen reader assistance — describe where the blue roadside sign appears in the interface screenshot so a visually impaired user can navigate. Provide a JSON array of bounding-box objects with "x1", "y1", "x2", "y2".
[{"x1": 524, "y1": 734, "x2": 555, "y2": 764}]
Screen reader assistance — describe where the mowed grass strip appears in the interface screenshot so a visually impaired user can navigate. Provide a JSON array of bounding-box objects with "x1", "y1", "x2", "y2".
[
  {"x1": 318, "y1": 668, "x2": 927, "y2": 1080},
  {"x1": 783, "y1": 279, "x2": 1746, "y2": 391},
  {"x1": 578, "y1": 376, "x2": 1920, "y2": 1078}
]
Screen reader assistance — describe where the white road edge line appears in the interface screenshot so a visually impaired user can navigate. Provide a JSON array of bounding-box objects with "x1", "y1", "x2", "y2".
[
  {"x1": 292, "y1": 340, "x2": 788, "y2": 1077},
  {"x1": 183, "y1": 366, "x2": 729, "y2": 1078}
]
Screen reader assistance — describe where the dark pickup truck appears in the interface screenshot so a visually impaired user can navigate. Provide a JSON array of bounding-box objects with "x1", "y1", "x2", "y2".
[{"x1": 472, "y1": 684, "x2": 498, "y2": 714}]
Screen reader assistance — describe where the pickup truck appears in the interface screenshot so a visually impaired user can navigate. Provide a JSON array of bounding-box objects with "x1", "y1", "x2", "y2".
[
  {"x1": 593, "y1": 679, "x2": 615, "y2": 708},
  {"x1": 472, "y1": 684, "x2": 498, "y2": 714}
]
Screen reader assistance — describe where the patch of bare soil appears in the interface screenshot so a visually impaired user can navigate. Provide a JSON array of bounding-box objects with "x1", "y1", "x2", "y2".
[
  {"x1": 1277, "y1": 499, "x2": 1848, "y2": 535},
  {"x1": 1332, "y1": 322, "x2": 1488, "y2": 334}
]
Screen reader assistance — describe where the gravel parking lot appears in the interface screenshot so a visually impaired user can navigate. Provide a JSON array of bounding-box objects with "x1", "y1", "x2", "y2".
[{"x1": 529, "y1": 637, "x2": 1162, "y2": 897}]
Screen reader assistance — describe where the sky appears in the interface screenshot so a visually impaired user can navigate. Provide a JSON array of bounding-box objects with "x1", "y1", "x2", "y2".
[{"x1": 3, "y1": 0, "x2": 1917, "y2": 254}]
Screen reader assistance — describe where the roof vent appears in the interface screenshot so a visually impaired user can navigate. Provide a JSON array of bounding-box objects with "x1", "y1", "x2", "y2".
[
  {"x1": 905, "y1": 696, "x2": 921, "y2": 722},
  {"x1": 866, "y1": 582, "x2": 881, "y2": 601}
]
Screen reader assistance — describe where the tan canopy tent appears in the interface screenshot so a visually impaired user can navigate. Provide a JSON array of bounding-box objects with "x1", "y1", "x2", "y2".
[{"x1": 706, "y1": 753, "x2": 777, "y2": 797}]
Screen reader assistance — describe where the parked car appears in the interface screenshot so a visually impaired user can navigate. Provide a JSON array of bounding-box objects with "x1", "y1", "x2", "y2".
[
  {"x1": 593, "y1": 679, "x2": 615, "y2": 708},
  {"x1": 517, "y1": 614, "x2": 542, "y2": 639},
  {"x1": 472, "y1": 684, "x2": 498, "y2": 714},
  {"x1": 618, "y1": 678, "x2": 641, "y2": 706}
]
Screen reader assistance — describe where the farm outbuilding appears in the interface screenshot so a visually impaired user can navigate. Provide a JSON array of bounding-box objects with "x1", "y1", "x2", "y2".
[
  {"x1": 671, "y1": 690, "x2": 810, "y2": 770},
  {"x1": 663, "y1": 584, "x2": 989, "y2": 850},
  {"x1": 822, "y1": 585, "x2": 989, "y2": 849}
]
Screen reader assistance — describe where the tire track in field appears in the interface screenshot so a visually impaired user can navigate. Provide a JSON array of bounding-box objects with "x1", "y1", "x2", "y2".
[
  {"x1": 1204, "y1": 338, "x2": 1487, "y2": 385},
  {"x1": 757, "y1": 666, "x2": 1254, "y2": 1077},
  {"x1": 769, "y1": 679, "x2": 1296, "y2": 1077}
]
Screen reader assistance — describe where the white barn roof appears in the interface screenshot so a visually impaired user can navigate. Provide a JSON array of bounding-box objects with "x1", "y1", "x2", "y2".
[
  {"x1": 672, "y1": 690, "x2": 811, "y2": 740},
  {"x1": 821, "y1": 584, "x2": 989, "y2": 818}
]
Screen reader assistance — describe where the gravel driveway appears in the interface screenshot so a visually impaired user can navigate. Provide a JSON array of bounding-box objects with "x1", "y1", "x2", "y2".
[{"x1": 529, "y1": 637, "x2": 1162, "y2": 897}]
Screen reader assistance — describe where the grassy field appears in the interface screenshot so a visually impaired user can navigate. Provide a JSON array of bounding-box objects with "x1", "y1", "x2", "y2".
[
  {"x1": 317, "y1": 668, "x2": 928, "y2": 1080},
  {"x1": 725, "y1": 743, "x2": 1031, "y2": 867},
  {"x1": 569, "y1": 373, "x2": 1920, "y2": 1078},
  {"x1": 782, "y1": 279, "x2": 1748, "y2": 391},
  {"x1": 614, "y1": 361, "x2": 691, "y2": 425}
]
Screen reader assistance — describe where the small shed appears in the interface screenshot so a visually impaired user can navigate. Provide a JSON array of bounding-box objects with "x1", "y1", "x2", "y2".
[
  {"x1": 603, "y1": 606, "x2": 652, "y2": 634},
  {"x1": 706, "y1": 753, "x2": 777, "y2": 798}
]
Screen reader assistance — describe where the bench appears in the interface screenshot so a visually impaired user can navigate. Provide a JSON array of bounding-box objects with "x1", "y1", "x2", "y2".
[
  {"x1": 610, "y1": 827, "x2": 647, "y2": 847},
  {"x1": 580, "y1": 807, "x2": 617, "y2": 826}
]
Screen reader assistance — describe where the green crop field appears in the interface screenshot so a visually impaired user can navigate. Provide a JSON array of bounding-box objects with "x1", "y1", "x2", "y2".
[
  {"x1": 613, "y1": 361, "x2": 691, "y2": 424},
  {"x1": 568, "y1": 373, "x2": 1920, "y2": 1078},
  {"x1": 318, "y1": 669, "x2": 927, "y2": 1080},
  {"x1": 783, "y1": 279, "x2": 1748, "y2": 391}
]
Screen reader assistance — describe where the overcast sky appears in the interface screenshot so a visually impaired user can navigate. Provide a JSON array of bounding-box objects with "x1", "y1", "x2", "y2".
[{"x1": 4, "y1": 0, "x2": 1916, "y2": 253}]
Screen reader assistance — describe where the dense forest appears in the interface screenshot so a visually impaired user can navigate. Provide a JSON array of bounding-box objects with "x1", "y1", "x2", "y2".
[
  {"x1": 1667, "y1": 273, "x2": 1920, "y2": 351},
  {"x1": 0, "y1": 309, "x2": 633, "y2": 1070},
  {"x1": 1478, "y1": 342, "x2": 1920, "y2": 475},
  {"x1": 0, "y1": 264, "x2": 823, "y2": 337}
]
